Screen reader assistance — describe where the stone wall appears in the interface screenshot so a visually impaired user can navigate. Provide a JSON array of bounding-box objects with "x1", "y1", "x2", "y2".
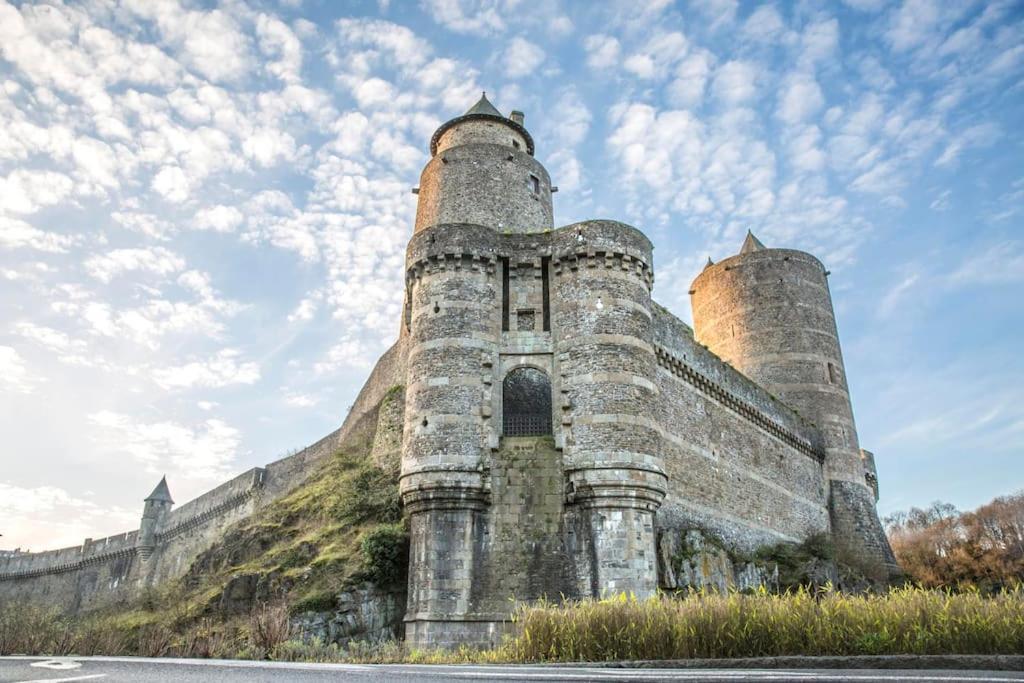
[{"x1": 650, "y1": 304, "x2": 831, "y2": 552}]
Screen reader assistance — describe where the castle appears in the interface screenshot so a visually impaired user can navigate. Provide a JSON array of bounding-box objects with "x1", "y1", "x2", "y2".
[{"x1": 0, "y1": 95, "x2": 898, "y2": 648}]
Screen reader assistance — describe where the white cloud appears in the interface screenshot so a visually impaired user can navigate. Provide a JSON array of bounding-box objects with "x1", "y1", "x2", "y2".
[
  {"x1": 930, "y1": 189, "x2": 951, "y2": 211},
  {"x1": 124, "y1": 2, "x2": 253, "y2": 83},
  {"x1": 88, "y1": 410, "x2": 241, "y2": 483},
  {"x1": 742, "y1": 4, "x2": 788, "y2": 44},
  {"x1": 242, "y1": 128, "x2": 298, "y2": 167},
  {"x1": 948, "y1": 242, "x2": 1024, "y2": 286},
  {"x1": 314, "y1": 336, "x2": 374, "y2": 374},
  {"x1": 583, "y1": 34, "x2": 620, "y2": 70},
  {"x1": 112, "y1": 212, "x2": 174, "y2": 240},
  {"x1": 503, "y1": 37, "x2": 545, "y2": 79},
  {"x1": 0, "y1": 169, "x2": 73, "y2": 214},
  {"x1": 193, "y1": 205, "x2": 244, "y2": 233},
  {"x1": 0, "y1": 216, "x2": 77, "y2": 252},
  {"x1": 711, "y1": 60, "x2": 758, "y2": 104},
  {"x1": 777, "y1": 73, "x2": 825, "y2": 124},
  {"x1": 85, "y1": 247, "x2": 186, "y2": 283},
  {"x1": 0, "y1": 482, "x2": 137, "y2": 550},
  {"x1": 693, "y1": 0, "x2": 738, "y2": 29},
  {"x1": 288, "y1": 296, "x2": 320, "y2": 323},
  {"x1": 284, "y1": 392, "x2": 318, "y2": 407},
  {"x1": 935, "y1": 123, "x2": 1001, "y2": 167},
  {"x1": 151, "y1": 349, "x2": 260, "y2": 390},
  {"x1": 623, "y1": 32, "x2": 689, "y2": 80},
  {"x1": 256, "y1": 14, "x2": 303, "y2": 83},
  {"x1": 667, "y1": 52, "x2": 712, "y2": 108},
  {"x1": 151, "y1": 165, "x2": 191, "y2": 202},
  {"x1": 420, "y1": 0, "x2": 506, "y2": 35},
  {"x1": 0, "y1": 346, "x2": 34, "y2": 394}
]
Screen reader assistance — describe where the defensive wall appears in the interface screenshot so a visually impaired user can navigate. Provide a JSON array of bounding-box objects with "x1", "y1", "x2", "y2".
[{"x1": 0, "y1": 337, "x2": 408, "y2": 613}]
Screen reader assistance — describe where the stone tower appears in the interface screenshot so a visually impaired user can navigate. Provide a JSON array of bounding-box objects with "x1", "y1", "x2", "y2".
[
  {"x1": 414, "y1": 93, "x2": 552, "y2": 234},
  {"x1": 137, "y1": 476, "x2": 173, "y2": 560},
  {"x1": 689, "y1": 233, "x2": 898, "y2": 577},
  {"x1": 400, "y1": 95, "x2": 666, "y2": 648}
]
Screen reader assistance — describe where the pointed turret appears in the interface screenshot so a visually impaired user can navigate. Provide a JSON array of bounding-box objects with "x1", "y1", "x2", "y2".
[
  {"x1": 145, "y1": 475, "x2": 173, "y2": 504},
  {"x1": 429, "y1": 91, "x2": 534, "y2": 156},
  {"x1": 417, "y1": 93, "x2": 549, "y2": 234},
  {"x1": 465, "y1": 92, "x2": 502, "y2": 117},
  {"x1": 703, "y1": 257, "x2": 715, "y2": 270},
  {"x1": 739, "y1": 230, "x2": 766, "y2": 254},
  {"x1": 138, "y1": 476, "x2": 173, "y2": 560}
]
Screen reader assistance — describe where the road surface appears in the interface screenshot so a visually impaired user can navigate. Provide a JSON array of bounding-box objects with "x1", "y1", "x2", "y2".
[{"x1": 1, "y1": 656, "x2": 1022, "y2": 683}]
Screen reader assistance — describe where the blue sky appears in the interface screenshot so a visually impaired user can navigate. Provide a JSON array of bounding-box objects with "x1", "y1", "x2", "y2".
[{"x1": 0, "y1": 0, "x2": 1021, "y2": 550}]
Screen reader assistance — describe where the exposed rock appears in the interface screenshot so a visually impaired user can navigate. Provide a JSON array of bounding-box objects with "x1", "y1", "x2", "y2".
[
  {"x1": 291, "y1": 584, "x2": 406, "y2": 646},
  {"x1": 657, "y1": 529, "x2": 778, "y2": 593}
]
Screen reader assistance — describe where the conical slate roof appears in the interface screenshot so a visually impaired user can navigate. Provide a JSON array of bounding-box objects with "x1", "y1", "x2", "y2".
[
  {"x1": 145, "y1": 476, "x2": 173, "y2": 504},
  {"x1": 739, "y1": 230, "x2": 766, "y2": 255},
  {"x1": 464, "y1": 92, "x2": 503, "y2": 117},
  {"x1": 703, "y1": 256, "x2": 715, "y2": 270},
  {"x1": 429, "y1": 92, "x2": 535, "y2": 156}
]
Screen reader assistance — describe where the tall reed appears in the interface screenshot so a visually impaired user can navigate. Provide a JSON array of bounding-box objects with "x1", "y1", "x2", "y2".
[{"x1": 505, "y1": 587, "x2": 1024, "y2": 662}]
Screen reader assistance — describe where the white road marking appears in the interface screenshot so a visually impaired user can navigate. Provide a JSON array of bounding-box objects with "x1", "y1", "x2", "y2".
[
  {"x1": 14, "y1": 675, "x2": 105, "y2": 683},
  {"x1": 29, "y1": 661, "x2": 81, "y2": 670}
]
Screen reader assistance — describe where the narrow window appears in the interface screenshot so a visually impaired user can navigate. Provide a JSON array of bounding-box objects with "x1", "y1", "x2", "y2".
[
  {"x1": 529, "y1": 174, "x2": 540, "y2": 194},
  {"x1": 501, "y1": 257, "x2": 510, "y2": 332},
  {"x1": 404, "y1": 282, "x2": 413, "y2": 331},
  {"x1": 512, "y1": 139, "x2": 520, "y2": 150},
  {"x1": 541, "y1": 256, "x2": 551, "y2": 331},
  {"x1": 517, "y1": 309, "x2": 536, "y2": 331},
  {"x1": 828, "y1": 362, "x2": 841, "y2": 385}
]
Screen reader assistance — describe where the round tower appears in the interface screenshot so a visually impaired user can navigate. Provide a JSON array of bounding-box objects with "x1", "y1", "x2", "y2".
[
  {"x1": 400, "y1": 219, "x2": 499, "y2": 648},
  {"x1": 690, "y1": 232, "x2": 897, "y2": 578},
  {"x1": 551, "y1": 220, "x2": 666, "y2": 598},
  {"x1": 414, "y1": 93, "x2": 554, "y2": 234}
]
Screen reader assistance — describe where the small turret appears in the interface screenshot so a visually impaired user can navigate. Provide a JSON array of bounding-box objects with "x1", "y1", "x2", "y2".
[
  {"x1": 137, "y1": 476, "x2": 173, "y2": 560},
  {"x1": 739, "y1": 230, "x2": 766, "y2": 254}
]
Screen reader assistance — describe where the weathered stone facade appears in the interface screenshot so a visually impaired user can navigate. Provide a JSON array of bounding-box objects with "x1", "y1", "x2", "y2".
[
  {"x1": 0, "y1": 94, "x2": 897, "y2": 649},
  {"x1": 396, "y1": 95, "x2": 897, "y2": 647}
]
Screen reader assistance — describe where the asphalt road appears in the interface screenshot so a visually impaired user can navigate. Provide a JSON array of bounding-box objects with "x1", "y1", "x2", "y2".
[{"x1": 2, "y1": 657, "x2": 1023, "y2": 683}]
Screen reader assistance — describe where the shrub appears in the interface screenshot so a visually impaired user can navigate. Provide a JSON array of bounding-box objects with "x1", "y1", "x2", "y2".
[
  {"x1": 249, "y1": 601, "x2": 291, "y2": 657},
  {"x1": 360, "y1": 523, "x2": 409, "y2": 586},
  {"x1": 330, "y1": 464, "x2": 402, "y2": 524}
]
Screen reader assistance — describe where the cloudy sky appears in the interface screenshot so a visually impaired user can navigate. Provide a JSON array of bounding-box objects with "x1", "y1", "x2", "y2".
[{"x1": 1, "y1": 0, "x2": 1021, "y2": 551}]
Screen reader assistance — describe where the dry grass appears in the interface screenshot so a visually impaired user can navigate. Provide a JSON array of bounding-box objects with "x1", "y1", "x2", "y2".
[
  {"x1": 3, "y1": 587, "x2": 1022, "y2": 662},
  {"x1": 506, "y1": 586, "x2": 1024, "y2": 662}
]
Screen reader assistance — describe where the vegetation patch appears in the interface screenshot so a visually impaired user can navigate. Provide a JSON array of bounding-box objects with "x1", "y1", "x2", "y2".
[
  {"x1": 4, "y1": 588, "x2": 1023, "y2": 662},
  {"x1": 506, "y1": 587, "x2": 1024, "y2": 662}
]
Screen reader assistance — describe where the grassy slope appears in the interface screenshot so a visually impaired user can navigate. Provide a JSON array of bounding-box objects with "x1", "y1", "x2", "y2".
[{"x1": 64, "y1": 387, "x2": 408, "y2": 648}]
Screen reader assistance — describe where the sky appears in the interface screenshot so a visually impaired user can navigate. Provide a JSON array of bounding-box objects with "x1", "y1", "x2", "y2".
[{"x1": 0, "y1": 0, "x2": 1021, "y2": 552}]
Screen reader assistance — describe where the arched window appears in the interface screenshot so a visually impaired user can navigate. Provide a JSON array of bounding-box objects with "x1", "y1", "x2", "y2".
[{"x1": 502, "y1": 367, "x2": 552, "y2": 436}]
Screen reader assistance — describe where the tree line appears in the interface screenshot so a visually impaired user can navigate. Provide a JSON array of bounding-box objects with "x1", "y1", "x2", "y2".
[{"x1": 885, "y1": 491, "x2": 1024, "y2": 592}]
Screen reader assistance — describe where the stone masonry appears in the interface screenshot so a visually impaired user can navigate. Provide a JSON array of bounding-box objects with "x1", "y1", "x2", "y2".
[
  {"x1": 397, "y1": 94, "x2": 898, "y2": 647},
  {"x1": 0, "y1": 94, "x2": 898, "y2": 648}
]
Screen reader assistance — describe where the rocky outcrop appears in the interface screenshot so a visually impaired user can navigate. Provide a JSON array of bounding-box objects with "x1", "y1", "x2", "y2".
[
  {"x1": 657, "y1": 529, "x2": 779, "y2": 593},
  {"x1": 291, "y1": 585, "x2": 405, "y2": 646}
]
